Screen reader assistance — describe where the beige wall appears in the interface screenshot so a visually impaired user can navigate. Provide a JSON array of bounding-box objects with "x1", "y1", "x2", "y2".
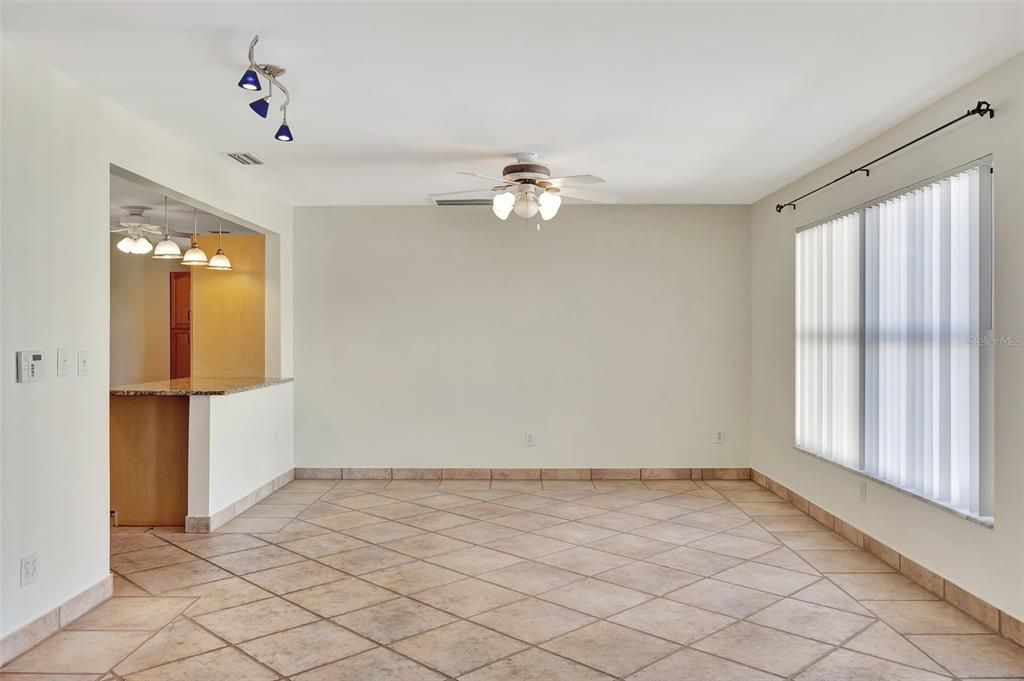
[
  {"x1": 294, "y1": 204, "x2": 751, "y2": 470},
  {"x1": 109, "y1": 235, "x2": 187, "y2": 386},
  {"x1": 750, "y1": 53, "x2": 1024, "y2": 617}
]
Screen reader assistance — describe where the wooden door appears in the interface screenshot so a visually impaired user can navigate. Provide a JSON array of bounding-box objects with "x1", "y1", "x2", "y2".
[{"x1": 170, "y1": 272, "x2": 191, "y2": 379}]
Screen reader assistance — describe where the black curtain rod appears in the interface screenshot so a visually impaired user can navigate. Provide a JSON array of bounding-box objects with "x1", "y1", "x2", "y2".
[{"x1": 775, "y1": 100, "x2": 995, "y2": 213}]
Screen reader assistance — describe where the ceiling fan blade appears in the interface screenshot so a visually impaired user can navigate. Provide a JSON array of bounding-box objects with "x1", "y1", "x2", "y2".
[
  {"x1": 543, "y1": 174, "x2": 605, "y2": 187},
  {"x1": 557, "y1": 187, "x2": 618, "y2": 204},
  {"x1": 457, "y1": 171, "x2": 515, "y2": 185}
]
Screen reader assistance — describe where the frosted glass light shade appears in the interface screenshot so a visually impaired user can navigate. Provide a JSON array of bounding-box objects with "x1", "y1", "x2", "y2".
[
  {"x1": 116, "y1": 236, "x2": 135, "y2": 253},
  {"x1": 492, "y1": 192, "x2": 515, "y2": 220},
  {"x1": 131, "y1": 236, "x2": 153, "y2": 255},
  {"x1": 182, "y1": 242, "x2": 209, "y2": 266},
  {"x1": 152, "y1": 237, "x2": 183, "y2": 259},
  {"x1": 538, "y1": 191, "x2": 562, "y2": 220},
  {"x1": 513, "y1": 191, "x2": 538, "y2": 219},
  {"x1": 207, "y1": 249, "x2": 232, "y2": 271}
]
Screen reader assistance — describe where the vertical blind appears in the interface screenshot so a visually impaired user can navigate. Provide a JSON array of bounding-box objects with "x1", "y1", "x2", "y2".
[{"x1": 796, "y1": 164, "x2": 990, "y2": 517}]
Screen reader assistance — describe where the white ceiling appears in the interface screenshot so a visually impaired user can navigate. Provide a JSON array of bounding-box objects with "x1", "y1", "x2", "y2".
[
  {"x1": 5, "y1": 1, "x2": 1023, "y2": 206},
  {"x1": 110, "y1": 174, "x2": 256, "y2": 235}
]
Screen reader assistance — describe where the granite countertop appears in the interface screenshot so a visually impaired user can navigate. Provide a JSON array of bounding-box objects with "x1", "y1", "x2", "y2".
[{"x1": 110, "y1": 377, "x2": 293, "y2": 396}]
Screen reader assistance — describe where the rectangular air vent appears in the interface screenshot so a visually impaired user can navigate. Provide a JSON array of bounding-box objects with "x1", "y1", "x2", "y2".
[
  {"x1": 223, "y1": 152, "x2": 264, "y2": 166},
  {"x1": 432, "y1": 198, "x2": 492, "y2": 207}
]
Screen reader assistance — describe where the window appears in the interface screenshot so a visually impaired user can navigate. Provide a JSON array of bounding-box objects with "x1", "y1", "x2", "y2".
[{"x1": 795, "y1": 161, "x2": 993, "y2": 518}]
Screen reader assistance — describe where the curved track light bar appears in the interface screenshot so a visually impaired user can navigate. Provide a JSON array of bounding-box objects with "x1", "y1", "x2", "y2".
[{"x1": 238, "y1": 34, "x2": 293, "y2": 141}]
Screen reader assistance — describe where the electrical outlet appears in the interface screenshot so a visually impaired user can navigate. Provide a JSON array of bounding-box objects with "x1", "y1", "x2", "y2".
[
  {"x1": 57, "y1": 348, "x2": 71, "y2": 377},
  {"x1": 525, "y1": 432, "x2": 536, "y2": 447},
  {"x1": 20, "y1": 554, "x2": 39, "y2": 587},
  {"x1": 77, "y1": 350, "x2": 89, "y2": 377},
  {"x1": 859, "y1": 480, "x2": 868, "y2": 502},
  {"x1": 714, "y1": 431, "x2": 726, "y2": 445}
]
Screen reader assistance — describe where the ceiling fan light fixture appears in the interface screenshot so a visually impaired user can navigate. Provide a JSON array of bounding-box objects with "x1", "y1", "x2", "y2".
[
  {"x1": 116, "y1": 235, "x2": 135, "y2": 253},
  {"x1": 513, "y1": 190, "x2": 539, "y2": 219},
  {"x1": 538, "y1": 191, "x2": 562, "y2": 220},
  {"x1": 492, "y1": 192, "x2": 515, "y2": 220},
  {"x1": 131, "y1": 235, "x2": 153, "y2": 255}
]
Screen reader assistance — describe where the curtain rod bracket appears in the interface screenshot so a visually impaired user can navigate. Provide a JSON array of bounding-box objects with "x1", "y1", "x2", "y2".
[{"x1": 971, "y1": 100, "x2": 994, "y2": 119}]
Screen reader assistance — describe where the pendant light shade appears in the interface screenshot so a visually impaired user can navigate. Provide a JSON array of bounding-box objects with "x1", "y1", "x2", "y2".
[
  {"x1": 537, "y1": 191, "x2": 562, "y2": 221},
  {"x1": 274, "y1": 122, "x2": 293, "y2": 142},
  {"x1": 207, "y1": 221, "x2": 232, "y2": 271},
  {"x1": 131, "y1": 236, "x2": 153, "y2": 255},
  {"x1": 492, "y1": 192, "x2": 515, "y2": 220},
  {"x1": 513, "y1": 191, "x2": 539, "y2": 219},
  {"x1": 238, "y1": 69, "x2": 262, "y2": 90},
  {"x1": 182, "y1": 207, "x2": 208, "y2": 266},
  {"x1": 116, "y1": 236, "x2": 135, "y2": 253},
  {"x1": 249, "y1": 96, "x2": 271, "y2": 118},
  {"x1": 152, "y1": 196, "x2": 183, "y2": 259}
]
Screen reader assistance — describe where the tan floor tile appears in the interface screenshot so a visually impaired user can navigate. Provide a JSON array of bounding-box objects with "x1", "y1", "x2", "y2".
[
  {"x1": 175, "y1": 534, "x2": 267, "y2": 559},
  {"x1": 412, "y1": 493, "x2": 479, "y2": 511},
  {"x1": 110, "y1": 533, "x2": 168, "y2": 555},
  {"x1": 244, "y1": 559, "x2": 347, "y2": 594},
  {"x1": 611, "y1": 598, "x2": 734, "y2": 644},
  {"x1": 363, "y1": 560, "x2": 464, "y2": 595},
  {"x1": 720, "y1": 490, "x2": 782, "y2": 503},
  {"x1": 688, "y1": 534, "x2": 778, "y2": 560},
  {"x1": 342, "y1": 520, "x2": 426, "y2": 543},
  {"x1": 167, "y1": 577, "x2": 272, "y2": 616},
  {"x1": 260, "y1": 490, "x2": 323, "y2": 505},
  {"x1": 585, "y1": 533, "x2": 675, "y2": 559},
  {"x1": 67, "y1": 598, "x2": 190, "y2": 631},
  {"x1": 797, "y1": 549, "x2": 896, "y2": 573},
  {"x1": 461, "y1": 648, "x2": 612, "y2": 681},
  {"x1": 844, "y1": 622, "x2": 949, "y2": 674},
  {"x1": 775, "y1": 531, "x2": 857, "y2": 550},
  {"x1": 111, "y1": 546, "x2": 195, "y2": 575},
  {"x1": 754, "y1": 546, "x2": 821, "y2": 575},
  {"x1": 535, "y1": 522, "x2": 619, "y2": 544},
  {"x1": 483, "y1": 533, "x2": 572, "y2": 558},
  {"x1": 597, "y1": 561, "x2": 702, "y2": 595},
  {"x1": 748, "y1": 598, "x2": 874, "y2": 644},
  {"x1": 241, "y1": 503, "x2": 307, "y2": 518},
  {"x1": 194, "y1": 596, "x2": 317, "y2": 643},
  {"x1": 579, "y1": 494, "x2": 645, "y2": 511},
  {"x1": 305, "y1": 511, "x2": 382, "y2": 532},
  {"x1": 208, "y1": 545, "x2": 303, "y2": 575},
  {"x1": 333, "y1": 597, "x2": 456, "y2": 644},
  {"x1": 865, "y1": 600, "x2": 992, "y2": 634},
  {"x1": 735, "y1": 502, "x2": 804, "y2": 516},
  {"x1": 756, "y1": 515, "x2": 830, "y2": 532},
  {"x1": 791, "y1": 579, "x2": 872, "y2": 616},
  {"x1": 382, "y1": 532, "x2": 472, "y2": 558},
  {"x1": 392, "y1": 621, "x2": 527, "y2": 677},
  {"x1": 470, "y1": 598, "x2": 595, "y2": 644},
  {"x1": 726, "y1": 522, "x2": 781, "y2": 544},
  {"x1": 646, "y1": 546, "x2": 745, "y2": 576},
  {"x1": 796, "y1": 648, "x2": 949, "y2": 681},
  {"x1": 366, "y1": 502, "x2": 433, "y2": 520},
  {"x1": 829, "y1": 573, "x2": 939, "y2": 600},
  {"x1": 113, "y1": 575, "x2": 150, "y2": 597},
  {"x1": 284, "y1": 577, "x2": 395, "y2": 616},
  {"x1": 667, "y1": 578, "x2": 781, "y2": 618},
  {"x1": 456, "y1": 502, "x2": 518, "y2": 520},
  {"x1": 239, "y1": 620, "x2": 373, "y2": 676},
  {"x1": 539, "y1": 502, "x2": 607, "y2": 520},
  {"x1": 426, "y1": 546, "x2": 523, "y2": 575},
  {"x1": 416, "y1": 578, "x2": 524, "y2": 617},
  {"x1": 1, "y1": 631, "x2": 150, "y2": 674},
  {"x1": 631, "y1": 522, "x2": 716, "y2": 545},
  {"x1": 336, "y1": 494, "x2": 399, "y2": 510},
  {"x1": 622, "y1": 502, "x2": 688, "y2": 521},
  {"x1": 490, "y1": 511, "x2": 566, "y2": 531},
  {"x1": 537, "y1": 546, "x2": 632, "y2": 575},
  {"x1": 693, "y1": 621, "x2": 833, "y2": 676},
  {"x1": 542, "y1": 621, "x2": 679, "y2": 677},
  {"x1": 127, "y1": 560, "x2": 231, "y2": 594},
  {"x1": 580, "y1": 511, "x2": 657, "y2": 532},
  {"x1": 278, "y1": 532, "x2": 367, "y2": 558},
  {"x1": 672, "y1": 511, "x2": 751, "y2": 532},
  {"x1": 120, "y1": 646, "x2": 277, "y2": 681},
  {"x1": 713, "y1": 561, "x2": 820, "y2": 595},
  {"x1": 113, "y1": 618, "x2": 224, "y2": 676},
  {"x1": 251, "y1": 519, "x2": 332, "y2": 543},
  {"x1": 628, "y1": 648, "x2": 781, "y2": 681},
  {"x1": 213, "y1": 516, "x2": 290, "y2": 534},
  {"x1": 320, "y1": 545, "x2": 416, "y2": 574},
  {"x1": 480, "y1": 561, "x2": 584, "y2": 595},
  {"x1": 658, "y1": 493, "x2": 727, "y2": 511},
  {"x1": 439, "y1": 521, "x2": 521, "y2": 544},
  {"x1": 492, "y1": 493, "x2": 556, "y2": 510},
  {"x1": 540, "y1": 577, "x2": 651, "y2": 617},
  {"x1": 292, "y1": 647, "x2": 444, "y2": 681},
  {"x1": 401, "y1": 510, "x2": 475, "y2": 531}
]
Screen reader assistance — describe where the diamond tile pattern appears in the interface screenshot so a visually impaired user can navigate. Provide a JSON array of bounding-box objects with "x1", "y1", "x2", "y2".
[{"x1": 6, "y1": 477, "x2": 1022, "y2": 680}]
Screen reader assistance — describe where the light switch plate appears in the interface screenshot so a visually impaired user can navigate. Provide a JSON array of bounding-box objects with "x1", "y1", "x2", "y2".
[
  {"x1": 77, "y1": 350, "x2": 89, "y2": 377},
  {"x1": 57, "y1": 348, "x2": 71, "y2": 377}
]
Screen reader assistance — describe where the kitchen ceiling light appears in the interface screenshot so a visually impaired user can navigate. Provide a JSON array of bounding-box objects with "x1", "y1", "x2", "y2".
[
  {"x1": 116, "y1": 235, "x2": 135, "y2": 253},
  {"x1": 249, "y1": 96, "x2": 270, "y2": 118},
  {"x1": 513, "y1": 190, "x2": 539, "y2": 219},
  {"x1": 538, "y1": 190, "x2": 562, "y2": 220},
  {"x1": 492, "y1": 192, "x2": 515, "y2": 220},
  {"x1": 152, "y1": 196, "x2": 183, "y2": 259},
  {"x1": 274, "y1": 119, "x2": 293, "y2": 142},
  {"x1": 131, "y1": 235, "x2": 153, "y2": 255},
  {"x1": 237, "y1": 69, "x2": 261, "y2": 91},
  {"x1": 181, "y1": 207, "x2": 208, "y2": 266},
  {"x1": 207, "y1": 221, "x2": 232, "y2": 271},
  {"x1": 237, "y1": 36, "x2": 295, "y2": 141}
]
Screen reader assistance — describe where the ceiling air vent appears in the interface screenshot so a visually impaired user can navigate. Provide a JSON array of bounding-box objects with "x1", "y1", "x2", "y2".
[
  {"x1": 432, "y1": 198, "x2": 492, "y2": 207},
  {"x1": 223, "y1": 152, "x2": 264, "y2": 166}
]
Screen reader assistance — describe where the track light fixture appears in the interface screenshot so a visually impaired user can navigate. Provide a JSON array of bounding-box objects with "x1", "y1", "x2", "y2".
[{"x1": 237, "y1": 35, "x2": 293, "y2": 141}]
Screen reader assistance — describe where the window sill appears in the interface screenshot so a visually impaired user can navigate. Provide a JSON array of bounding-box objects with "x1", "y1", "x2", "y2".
[{"x1": 792, "y1": 446, "x2": 994, "y2": 529}]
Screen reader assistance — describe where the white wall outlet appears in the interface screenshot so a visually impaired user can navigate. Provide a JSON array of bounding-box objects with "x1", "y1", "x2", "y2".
[
  {"x1": 714, "y1": 431, "x2": 726, "y2": 445},
  {"x1": 525, "y1": 432, "x2": 536, "y2": 447},
  {"x1": 77, "y1": 350, "x2": 89, "y2": 377},
  {"x1": 859, "y1": 480, "x2": 868, "y2": 502},
  {"x1": 20, "y1": 553, "x2": 39, "y2": 587},
  {"x1": 57, "y1": 348, "x2": 71, "y2": 377}
]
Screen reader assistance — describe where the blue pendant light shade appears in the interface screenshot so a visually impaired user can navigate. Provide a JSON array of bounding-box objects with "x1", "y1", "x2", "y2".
[
  {"x1": 275, "y1": 122, "x2": 293, "y2": 142},
  {"x1": 249, "y1": 97, "x2": 270, "y2": 118},
  {"x1": 238, "y1": 69, "x2": 262, "y2": 90}
]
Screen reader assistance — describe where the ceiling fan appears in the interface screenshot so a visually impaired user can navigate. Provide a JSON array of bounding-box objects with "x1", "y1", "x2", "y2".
[
  {"x1": 429, "y1": 152, "x2": 617, "y2": 222},
  {"x1": 110, "y1": 204, "x2": 189, "y2": 256}
]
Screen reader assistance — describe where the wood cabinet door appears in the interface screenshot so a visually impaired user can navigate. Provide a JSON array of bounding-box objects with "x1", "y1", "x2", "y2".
[
  {"x1": 170, "y1": 272, "x2": 191, "y2": 378},
  {"x1": 170, "y1": 330, "x2": 190, "y2": 379}
]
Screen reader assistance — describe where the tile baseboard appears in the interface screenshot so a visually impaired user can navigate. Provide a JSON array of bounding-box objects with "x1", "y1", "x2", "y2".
[
  {"x1": 295, "y1": 467, "x2": 751, "y2": 481},
  {"x1": 750, "y1": 468, "x2": 1024, "y2": 649},
  {"x1": 186, "y1": 468, "x2": 294, "y2": 533},
  {"x1": 0, "y1": 573, "x2": 113, "y2": 666}
]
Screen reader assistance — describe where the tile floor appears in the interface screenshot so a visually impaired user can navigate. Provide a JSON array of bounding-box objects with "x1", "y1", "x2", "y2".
[{"x1": 4, "y1": 477, "x2": 1024, "y2": 680}]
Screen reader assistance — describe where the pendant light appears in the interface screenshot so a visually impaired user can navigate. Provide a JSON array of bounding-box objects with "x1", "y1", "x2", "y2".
[
  {"x1": 116, "y1": 235, "x2": 135, "y2": 253},
  {"x1": 153, "y1": 196, "x2": 183, "y2": 259},
  {"x1": 207, "y1": 221, "x2": 233, "y2": 271},
  {"x1": 181, "y1": 207, "x2": 209, "y2": 266},
  {"x1": 130, "y1": 235, "x2": 154, "y2": 254}
]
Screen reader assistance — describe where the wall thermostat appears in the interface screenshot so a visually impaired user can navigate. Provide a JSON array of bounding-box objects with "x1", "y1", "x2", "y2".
[{"x1": 16, "y1": 351, "x2": 45, "y2": 383}]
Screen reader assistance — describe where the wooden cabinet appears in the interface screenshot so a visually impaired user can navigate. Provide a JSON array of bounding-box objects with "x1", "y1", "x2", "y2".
[{"x1": 170, "y1": 272, "x2": 191, "y2": 379}]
